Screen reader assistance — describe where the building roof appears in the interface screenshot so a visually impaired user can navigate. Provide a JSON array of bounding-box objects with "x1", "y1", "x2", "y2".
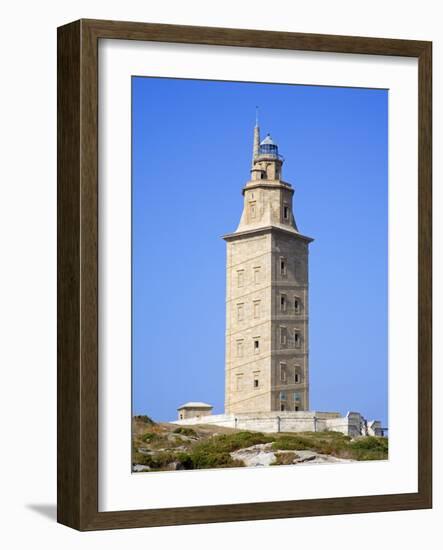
[{"x1": 177, "y1": 402, "x2": 213, "y2": 410}]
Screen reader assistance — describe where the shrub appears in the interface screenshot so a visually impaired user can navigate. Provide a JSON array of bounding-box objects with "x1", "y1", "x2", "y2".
[
  {"x1": 301, "y1": 430, "x2": 351, "y2": 442},
  {"x1": 133, "y1": 415, "x2": 155, "y2": 425},
  {"x1": 272, "y1": 435, "x2": 311, "y2": 451},
  {"x1": 173, "y1": 427, "x2": 197, "y2": 437},
  {"x1": 272, "y1": 432, "x2": 352, "y2": 455},
  {"x1": 138, "y1": 432, "x2": 185, "y2": 450},
  {"x1": 138, "y1": 451, "x2": 178, "y2": 470},
  {"x1": 176, "y1": 431, "x2": 269, "y2": 469},
  {"x1": 187, "y1": 448, "x2": 245, "y2": 469},
  {"x1": 175, "y1": 452, "x2": 194, "y2": 469},
  {"x1": 132, "y1": 451, "x2": 150, "y2": 465},
  {"x1": 348, "y1": 436, "x2": 388, "y2": 460},
  {"x1": 349, "y1": 436, "x2": 388, "y2": 452},
  {"x1": 199, "y1": 431, "x2": 274, "y2": 453}
]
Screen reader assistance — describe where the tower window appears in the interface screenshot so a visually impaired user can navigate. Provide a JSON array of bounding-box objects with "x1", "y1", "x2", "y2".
[
  {"x1": 253, "y1": 266, "x2": 261, "y2": 284},
  {"x1": 250, "y1": 202, "x2": 257, "y2": 219},
  {"x1": 294, "y1": 297, "x2": 300, "y2": 313},
  {"x1": 253, "y1": 300, "x2": 261, "y2": 319},
  {"x1": 294, "y1": 364, "x2": 302, "y2": 383},
  {"x1": 280, "y1": 391, "x2": 286, "y2": 401},
  {"x1": 280, "y1": 404, "x2": 286, "y2": 411},
  {"x1": 237, "y1": 303, "x2": 244, "y2": 321},
  {"x1": 280, "y1": 326, "x2": 287, "y2": 346},
  {"x1": 293, "y1": 392, "x2": 301, "y2": 403},
  {"x1": 236, "y1": 339, "x2": 244, "y2": 358},
  {"x1": 237, "y1": 270, "x2": 244, "y2": 287},
  {"x1": 283, "y1": 205, "x2": 289, "y2": 220},
  {"x1": 294, "y1": 330, "x2": 301, "y2": 348},
  {"x1": 253, "y1": 338, "x2": 260, "y2": 354},
  {"x1": 280, "y1": 294, "x2": 287, "y2": 312},
  {"x1": 253, "y1": 372, "x2": 260, "y2": 388},
  {"x1": 280, "y1": 257, "x2": 287, "y2": 276},
  {"x1": 280, "y1": 362, "x2": 287, "y2": 383},
  {"x1": 295, "y1": 406, "x2": 299, "y2": 412}
]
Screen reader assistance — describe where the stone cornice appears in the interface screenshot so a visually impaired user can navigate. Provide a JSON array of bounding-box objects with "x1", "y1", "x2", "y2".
[
  {"x1": 242, "y1": 180, "x2": 294, "y2": 196},
  {"x1": 222, "y1": 225, "x2": 314, "y2": 243}
]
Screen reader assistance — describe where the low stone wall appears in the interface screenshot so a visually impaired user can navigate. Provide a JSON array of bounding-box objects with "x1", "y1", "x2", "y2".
[
  {"x1": 171, "y1": 410, "x2": 382, "y2": 436},
  {"x1": 326, "y1": 414, "x2": 361, "y2": 437}
]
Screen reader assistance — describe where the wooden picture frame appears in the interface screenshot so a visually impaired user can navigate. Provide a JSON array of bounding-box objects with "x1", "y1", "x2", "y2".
[{"x1": 57, "y1": 18, "x2": 432, "y2": 530}]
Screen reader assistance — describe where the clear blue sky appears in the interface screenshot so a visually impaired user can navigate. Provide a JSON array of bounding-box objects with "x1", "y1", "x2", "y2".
[{"x1": 132, "y1": 77, "x2": 388, "y2": 427}]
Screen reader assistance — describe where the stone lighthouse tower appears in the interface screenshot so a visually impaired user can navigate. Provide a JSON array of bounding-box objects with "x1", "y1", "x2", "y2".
[{"x1": 223, "y1": 119, "x2": 313, "y2": 415}]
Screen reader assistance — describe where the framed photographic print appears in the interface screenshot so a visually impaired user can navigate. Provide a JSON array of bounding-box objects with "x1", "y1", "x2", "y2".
[{"x1": 57, "y1": 19, "x2": 432, "y2": 530}]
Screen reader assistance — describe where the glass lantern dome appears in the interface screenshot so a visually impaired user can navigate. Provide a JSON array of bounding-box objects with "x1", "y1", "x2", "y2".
[{"x1": 258, "y1": 133, "x2": 282, "y2": 159}]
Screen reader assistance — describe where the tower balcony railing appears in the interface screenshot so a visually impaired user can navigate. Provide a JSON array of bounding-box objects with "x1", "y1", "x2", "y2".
[{"x1": 256, "y1": 152, "x2": 285, "y2": 162}]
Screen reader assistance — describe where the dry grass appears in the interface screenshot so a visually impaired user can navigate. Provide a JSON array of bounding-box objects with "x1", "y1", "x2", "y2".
[{"x1": 272, "y1": 452, "x2": 299, "y2": 465}]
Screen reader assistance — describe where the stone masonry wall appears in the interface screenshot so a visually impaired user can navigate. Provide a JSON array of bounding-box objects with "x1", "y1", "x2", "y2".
[{"x1": 171, "y1": 410, "x2": 382, "y2": 437}]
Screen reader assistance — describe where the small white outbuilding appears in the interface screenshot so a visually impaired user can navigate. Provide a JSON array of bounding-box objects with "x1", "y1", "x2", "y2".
[{"x1": 177, "y1": 402, "x2": 213, "y2": 420}]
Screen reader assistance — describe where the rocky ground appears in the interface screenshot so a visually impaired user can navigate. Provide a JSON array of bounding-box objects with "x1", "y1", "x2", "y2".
[
  {"x1": 231, "y1": 443, "x2": 356, "y2": 467},
  {"x1": 132, "y1": 415, "x2": 388, "y2": 472}
]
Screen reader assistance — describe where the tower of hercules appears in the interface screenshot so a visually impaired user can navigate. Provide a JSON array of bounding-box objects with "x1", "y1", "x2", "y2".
[{"x1": 223, "y1": 119, "x2": 313, "y2": 415}]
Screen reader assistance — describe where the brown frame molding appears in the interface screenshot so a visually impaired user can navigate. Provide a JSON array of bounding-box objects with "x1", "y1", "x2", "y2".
[{"x1": 57, "y1": 19, "x2": 432, "y2": 530}]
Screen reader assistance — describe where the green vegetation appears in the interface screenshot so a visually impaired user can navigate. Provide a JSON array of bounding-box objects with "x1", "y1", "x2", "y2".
[
  {"x1": 272, "y1": 432, "x2": 387, "y2": 461},
  {"x1": 181, "y1": 449, "x2": 244, "y2": 469},
  {"x1": 169, "y1": 432, "x2": 273, "y2": 469},
  {"x1": 173, "y1": 427, "x2": 198, "y2": 437},
  {"x1": 133, "y1": 415, "x2": 155, "y2": 425},
  {"x1": 141, "y1": 432, "x2": 187, "y2": 450},
  {"x1": 348, "y1": 436, "x2": 389, "y2": 461},
  {"x1": 131, "y1": 416, "x2": 388, "y2": 472},
  {"x1": 132, "y1": 450, "x2": 149, "y2": 465},
  {"x1": 192, "y1": 431, "x2": 274, "y2": 454},
  {"x1": 133, "y1": 450, "x2": 179, "y2": 470},
  {"x1": 272, "y1": 435, "x2": 312, "y2": 451}
]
